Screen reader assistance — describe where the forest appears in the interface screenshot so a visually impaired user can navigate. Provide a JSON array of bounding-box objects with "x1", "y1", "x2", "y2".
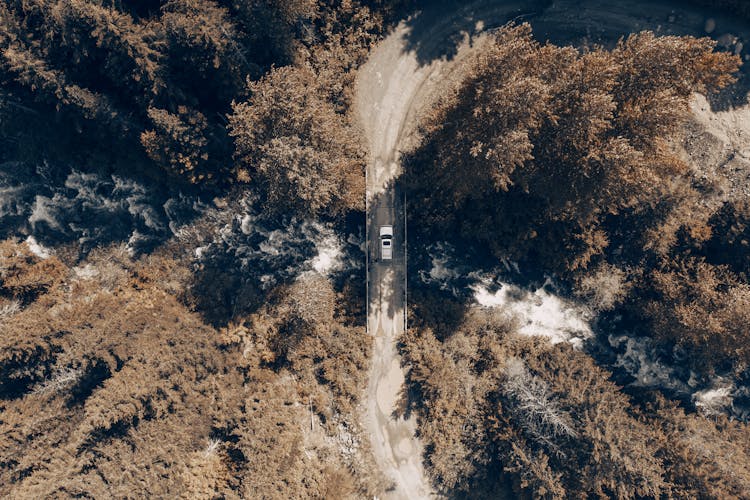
[
  {"x1": 402, "y1": 19, "x2": 750, "y2": 498},
  {"x1": 1, "y1": 0, "x2": 750, "y2": 498},
  {"x1": 0, "y1": 0, "x2": 393, "y2": 497},
  {"x1": 403, "y1": 23, "x2": 748, "y2": 376}
]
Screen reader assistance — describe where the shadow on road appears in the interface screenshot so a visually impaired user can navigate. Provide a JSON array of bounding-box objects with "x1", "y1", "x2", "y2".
[
  {"x1": 367, "y1": 179, "x2": 406, "y2": 320},
  {"x1": 398, "y1": 0, "x2": 550, "y2": 65}
]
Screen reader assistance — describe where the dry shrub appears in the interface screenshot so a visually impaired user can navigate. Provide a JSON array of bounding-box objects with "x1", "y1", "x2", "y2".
[
  {"x1": 574, "y1": 262, "x2": 631, "y2": 312},
  {"x1": 0, "y1": 239, "x2": 66, "y2": 302}
]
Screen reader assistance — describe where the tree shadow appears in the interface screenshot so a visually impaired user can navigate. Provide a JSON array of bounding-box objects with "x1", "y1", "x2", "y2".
[
  {"x1": 367, "y1": 179, "x2": 405, "y2": 321},
  {"x1": 400, "y1": 0, "x2": 551, "y2": 66},
  {"x1": 399, "y1": 0, "x2": 750, "y2": 110},
  {"x1": 190, "y1": 197, "x2": 368, "y2": 328},
  {"x1": 189, "y1": 201, "x2": 330, "y2": 326}
]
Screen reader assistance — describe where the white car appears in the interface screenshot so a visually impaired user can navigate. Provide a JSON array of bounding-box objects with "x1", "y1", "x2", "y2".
[{"x1": 379, "y1": 225, "x2": 393, "y2": 260}]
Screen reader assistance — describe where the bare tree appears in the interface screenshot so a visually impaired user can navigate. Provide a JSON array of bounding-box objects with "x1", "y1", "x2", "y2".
[{"x1": 502, "y1": 357, "x2": 578, "y2": 457}]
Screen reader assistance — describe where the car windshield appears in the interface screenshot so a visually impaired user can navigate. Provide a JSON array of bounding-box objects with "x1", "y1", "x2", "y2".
[{"x1": 383, "y1": 240, "x2": 390, "y2": 246}]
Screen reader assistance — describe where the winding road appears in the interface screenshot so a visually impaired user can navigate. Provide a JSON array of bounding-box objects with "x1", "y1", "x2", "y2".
[
  {"x1": 356, "y1": 1, "x2": 750, "y2": 498},
  {"x1": 357, "y1": 4, "x2": 543, "y2": 498}
]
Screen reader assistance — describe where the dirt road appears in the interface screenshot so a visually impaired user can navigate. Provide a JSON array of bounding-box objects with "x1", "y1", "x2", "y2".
[
  {"x1": 356, "y1": 1, "x2": 750, "y2": 498},
  {"x1": 356, "y1": 3, "x2": 540, "y2": 498},
  {"x1": 357, "y1": 25, "x2": 431, "y2": 497}
]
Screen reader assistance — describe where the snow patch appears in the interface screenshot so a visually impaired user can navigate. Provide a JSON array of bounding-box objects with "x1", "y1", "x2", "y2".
[
  {"x1": 192, "y1": 199, "x2": 362, "y2": 293},
  {"x1": 473, "y1": 282, "x2": 592, "y2": 347},
  {"x1": 693, "y1": 380, "x2": 736, "y2": 417},
  {"x1": 194, "y1": 245, "x2": 208, "y2": 259},
  {"x1": 240, "y1": 214, "x2": 254, "y2": 235},
  {"x1": 1, "y1": 166, "x2": 204, "y2": 255},
  {"x1": 419, "y1": 242, "x2": 462, "y2": 293},
  {"x1": 420, "y1": 242, "x2": 591, "y2": 347},
  {"x1": 309, "y1": 231, "x2": 344, "y2": 275},
  {"x1": 28, "y1": 194, "x2": 64, "y2": 231},
  {"x1": 24, "y1": 235, "x2": 52, "y2": 259},
  {"x1": 73, "y1": 264, "x2": 100, "y2": 280}
]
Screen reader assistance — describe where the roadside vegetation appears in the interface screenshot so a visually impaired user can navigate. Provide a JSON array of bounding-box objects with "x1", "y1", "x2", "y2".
[
  {"x1": 402, "y1": 22, "x2": 750, "y2": 497},
  {"x1": 404, "y1": 307, "x2": 750, "y2": 498},
  {"x1": 0, "y1": 239, "x2": 375, "y2": 498},
  {"x1": 0, "y1": 0, "x2": 392, "y2": 191},
  {"x1": 404, "y1": 23, "x2": 747, "y2": 375}
]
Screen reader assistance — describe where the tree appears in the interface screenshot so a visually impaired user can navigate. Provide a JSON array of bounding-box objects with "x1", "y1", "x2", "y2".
[
  {"x1": 501, "y1": 357, "x2": 577, "y2": 455},
  {"x1": 0, "y1": 0, "x2": 360, "y2": 184},
  {"x1": 402, "y1": 308, "x2": 673, "y2": 498},
  {"x1": 229, "y1": 64, "x2": 365, "y2": 217},
  {"x1": 159, "y1": 0, "x2": 250, "y2": 107},
  {"x1": 641, "y1": 259, "x2": 750, "y2": 375},
  {"x1": 140, "y1": 106, "x2": 217, "y2": 183}
]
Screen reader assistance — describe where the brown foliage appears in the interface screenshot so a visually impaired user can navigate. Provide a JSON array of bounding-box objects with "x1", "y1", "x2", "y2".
[
  {"x1": 649, "y1": 395, "x2": 750, "y2": 498},
  {"x1": 0, "y1": 0, "x2": 381, "y2": 187},
  {"x1": 0, "y1": 239, "x2": 66, "y2": 302},
  {"x1": 233, "y1": 273, "x2": 371, "y2": 416},
  {"x1": 404, "y1": 23, "x2": 740, "y2": 272},
  {"x1": 403, "y1": 307, "x2": 750, "y2": 498},
  {"x1": 229, "y1": 63, "x2": 366, "y2": 217},
  {"x1": 406, "y1": 22, "x2": 748, "y2": 377},
  {"x1": 641, "y1": 259, "x2": 750, "y2": 375},
  {"x1": 140, "y1": 105, "x2": 214, "y2": 182},
  {"x1": 573, "y1": 262, "x2": 632, "y2": 312},
  {"x1": 0, "y1": 242, "x2": 375, "y2": 498}
]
